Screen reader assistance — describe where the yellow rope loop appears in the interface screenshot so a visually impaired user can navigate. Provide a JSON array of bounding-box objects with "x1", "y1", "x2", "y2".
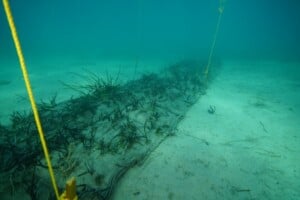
[{"x1": 2, "y1": 0, "x2": 60, "y2": 199}]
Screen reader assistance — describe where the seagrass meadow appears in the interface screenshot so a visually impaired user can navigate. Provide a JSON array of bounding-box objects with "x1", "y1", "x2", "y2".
[
  {"x1": 0, "y1": 60, "x2": 211, "y2": 199},
  {"x1": 1, "y1": 1, "x2": 300, "y2": 200}
]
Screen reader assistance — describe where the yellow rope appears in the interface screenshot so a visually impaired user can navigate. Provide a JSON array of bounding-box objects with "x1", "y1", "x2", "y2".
[
  {"x1": 204, "y1": 1, "x2": 225, "y2": 79},
  {"x1": 2, "y1": 0, "x2": 60, "y2": 199}
]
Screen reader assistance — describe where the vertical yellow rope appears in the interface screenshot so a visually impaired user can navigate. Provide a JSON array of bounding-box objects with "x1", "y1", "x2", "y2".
[
  {"x1": 204, "y1": 0, "x2": 225, "y2": 79},
  {"x1": 2, "y1": 0, "x2": 60, "y2": 199}
]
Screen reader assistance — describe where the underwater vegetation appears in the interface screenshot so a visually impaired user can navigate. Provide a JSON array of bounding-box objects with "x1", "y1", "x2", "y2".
[
  {"x1": 208, "y1": 105, "x2": 216, "y2": 114},
  {"x1": 0, "y1": 60, "x2": 213, "y2": 199}
]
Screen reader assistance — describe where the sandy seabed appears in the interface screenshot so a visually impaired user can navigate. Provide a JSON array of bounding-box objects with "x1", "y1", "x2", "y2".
[{"x1": 1, "y1": 59, "x2": 299, "y2": 199}]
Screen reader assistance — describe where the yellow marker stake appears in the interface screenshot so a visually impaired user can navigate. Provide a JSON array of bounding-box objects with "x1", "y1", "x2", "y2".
[
  {"x1": 60, "y1": 177, "x2": 78, "y2": 200},
  {"x1": 2, "y1": 0, "x2": 60, "y2": 199}
]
